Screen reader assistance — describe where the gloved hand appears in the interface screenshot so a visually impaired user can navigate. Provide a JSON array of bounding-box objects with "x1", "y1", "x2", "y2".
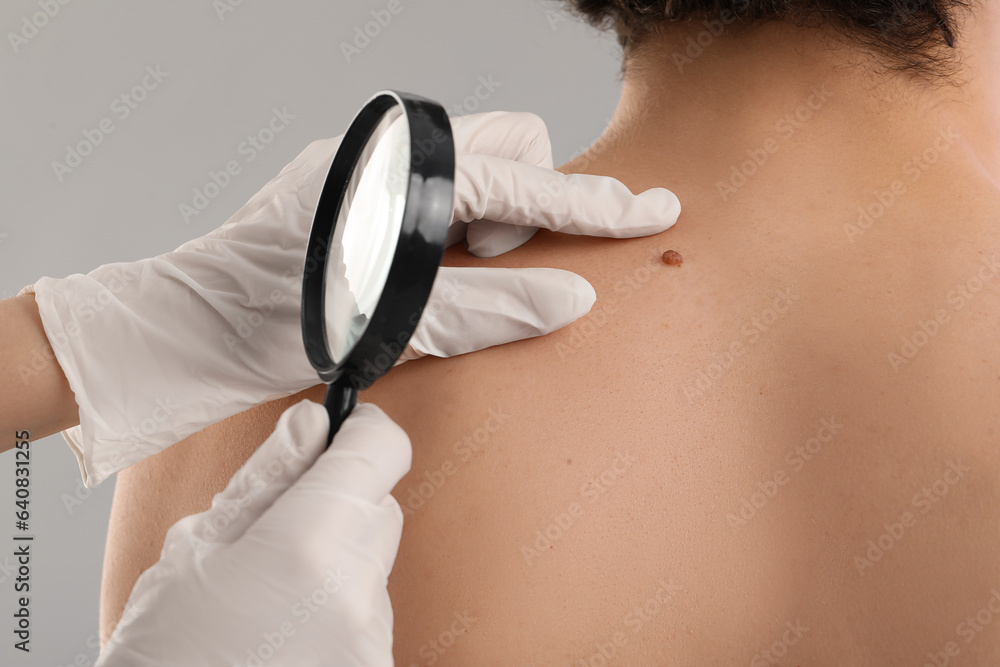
[
  {"x1": 25, "y1": 111, "x2": 681, "y2": 487},
  {"x1": 95, "y1": 399, "x2": 409, "y2": 667}
]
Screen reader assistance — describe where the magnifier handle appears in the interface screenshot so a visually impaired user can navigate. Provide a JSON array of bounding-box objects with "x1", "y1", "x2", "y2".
[{"x1": 323, "y1": 381, "x2": 359, "y2": 447}]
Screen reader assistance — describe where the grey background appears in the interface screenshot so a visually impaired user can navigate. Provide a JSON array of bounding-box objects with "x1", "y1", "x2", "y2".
[{"x1": 0, "y1": 1, "x2": 622, "y2": 664}]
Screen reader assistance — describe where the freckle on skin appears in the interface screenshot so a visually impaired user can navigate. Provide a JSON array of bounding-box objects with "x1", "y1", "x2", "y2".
[{"x1": 661, "y1": 250, "x2": 683, "y2": 266}]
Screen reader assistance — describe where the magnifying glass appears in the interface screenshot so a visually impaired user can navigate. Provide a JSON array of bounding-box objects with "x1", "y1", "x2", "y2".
[{"x1": 301, "y1": 90, "x2": 455, "y2": 445}]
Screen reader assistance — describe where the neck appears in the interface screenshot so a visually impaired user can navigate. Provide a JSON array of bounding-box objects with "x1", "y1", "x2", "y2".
[{"x1": 565, "y1": 12, "x2": 1000, "y2": 205}]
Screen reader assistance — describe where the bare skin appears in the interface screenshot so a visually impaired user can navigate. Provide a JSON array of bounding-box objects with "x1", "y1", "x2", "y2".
[
  {"x1": 100, "y1": 15, "x2": 1000, "y2": 665},
  {"x1": 0, "y1": 294, "x2": 78, "y2": 444}
]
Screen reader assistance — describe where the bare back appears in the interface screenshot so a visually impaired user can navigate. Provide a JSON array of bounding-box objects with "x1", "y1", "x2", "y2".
[{"x1": 101, "y1": 146, "x2": 1000, "y2": 664}]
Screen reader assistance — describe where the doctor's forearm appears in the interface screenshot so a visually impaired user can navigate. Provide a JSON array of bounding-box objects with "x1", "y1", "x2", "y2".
[{"x1": 0, "y1": 295, "x2": 79, "y2": 449}]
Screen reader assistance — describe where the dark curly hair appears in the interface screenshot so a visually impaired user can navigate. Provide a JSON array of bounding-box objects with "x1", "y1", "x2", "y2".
[{"x1": 560, "y1": 0, "x2": 975, "y2": 78}]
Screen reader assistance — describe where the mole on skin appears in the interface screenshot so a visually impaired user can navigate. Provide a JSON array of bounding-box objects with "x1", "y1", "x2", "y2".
[{"x1": 661, "y1": 250, "x2": 683, "y2": 266}]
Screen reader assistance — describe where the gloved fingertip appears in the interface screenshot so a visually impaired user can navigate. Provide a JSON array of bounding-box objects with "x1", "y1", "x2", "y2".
[
  {"x1": 539, "y1": 269, "x2": 597, "y2": 329},
  {"x1": 280, "y1": 397, "x2": 329, "y2": 427},
  {"x1": 467, "y1": 222, "x2": 539, "y2": 258},
  {"x1": 335, "y1": 403, "x2": 412, "y2": 476},
  {"x1": 445, "y1": 220, "x2": 470, "y2": 249},
  {"x1": 638, "y1": 187, "x2": 683, "y2": 229},
  {"x1": 380, "y1": 493, "x2": 405, "y2": 529},
  {"x1": 566, "y1": 272, "x2": 598, "y2": 318},
  {"x1": 275, "y1": 399, "x2": 330, "y2": 458},
  {"x1": 500, "y1": 267, "x2": 598, "y2": 333}
]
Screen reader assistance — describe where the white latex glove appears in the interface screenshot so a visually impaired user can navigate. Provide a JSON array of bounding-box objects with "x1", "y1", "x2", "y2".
[
  {"x1": 95, "y1": 399, "x2": 408, "y2": 667},
  {"x1": 25, "y1": 111, "x2": 681, "y2": 487}
]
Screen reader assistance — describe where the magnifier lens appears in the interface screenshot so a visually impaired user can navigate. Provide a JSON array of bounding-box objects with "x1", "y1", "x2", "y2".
[
  {"x1": 302, "y1": 90, "x2": 454, "y2": 444},
  {"x1": 325, "y1": 107, "x2": 410, "y2": 363}
]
